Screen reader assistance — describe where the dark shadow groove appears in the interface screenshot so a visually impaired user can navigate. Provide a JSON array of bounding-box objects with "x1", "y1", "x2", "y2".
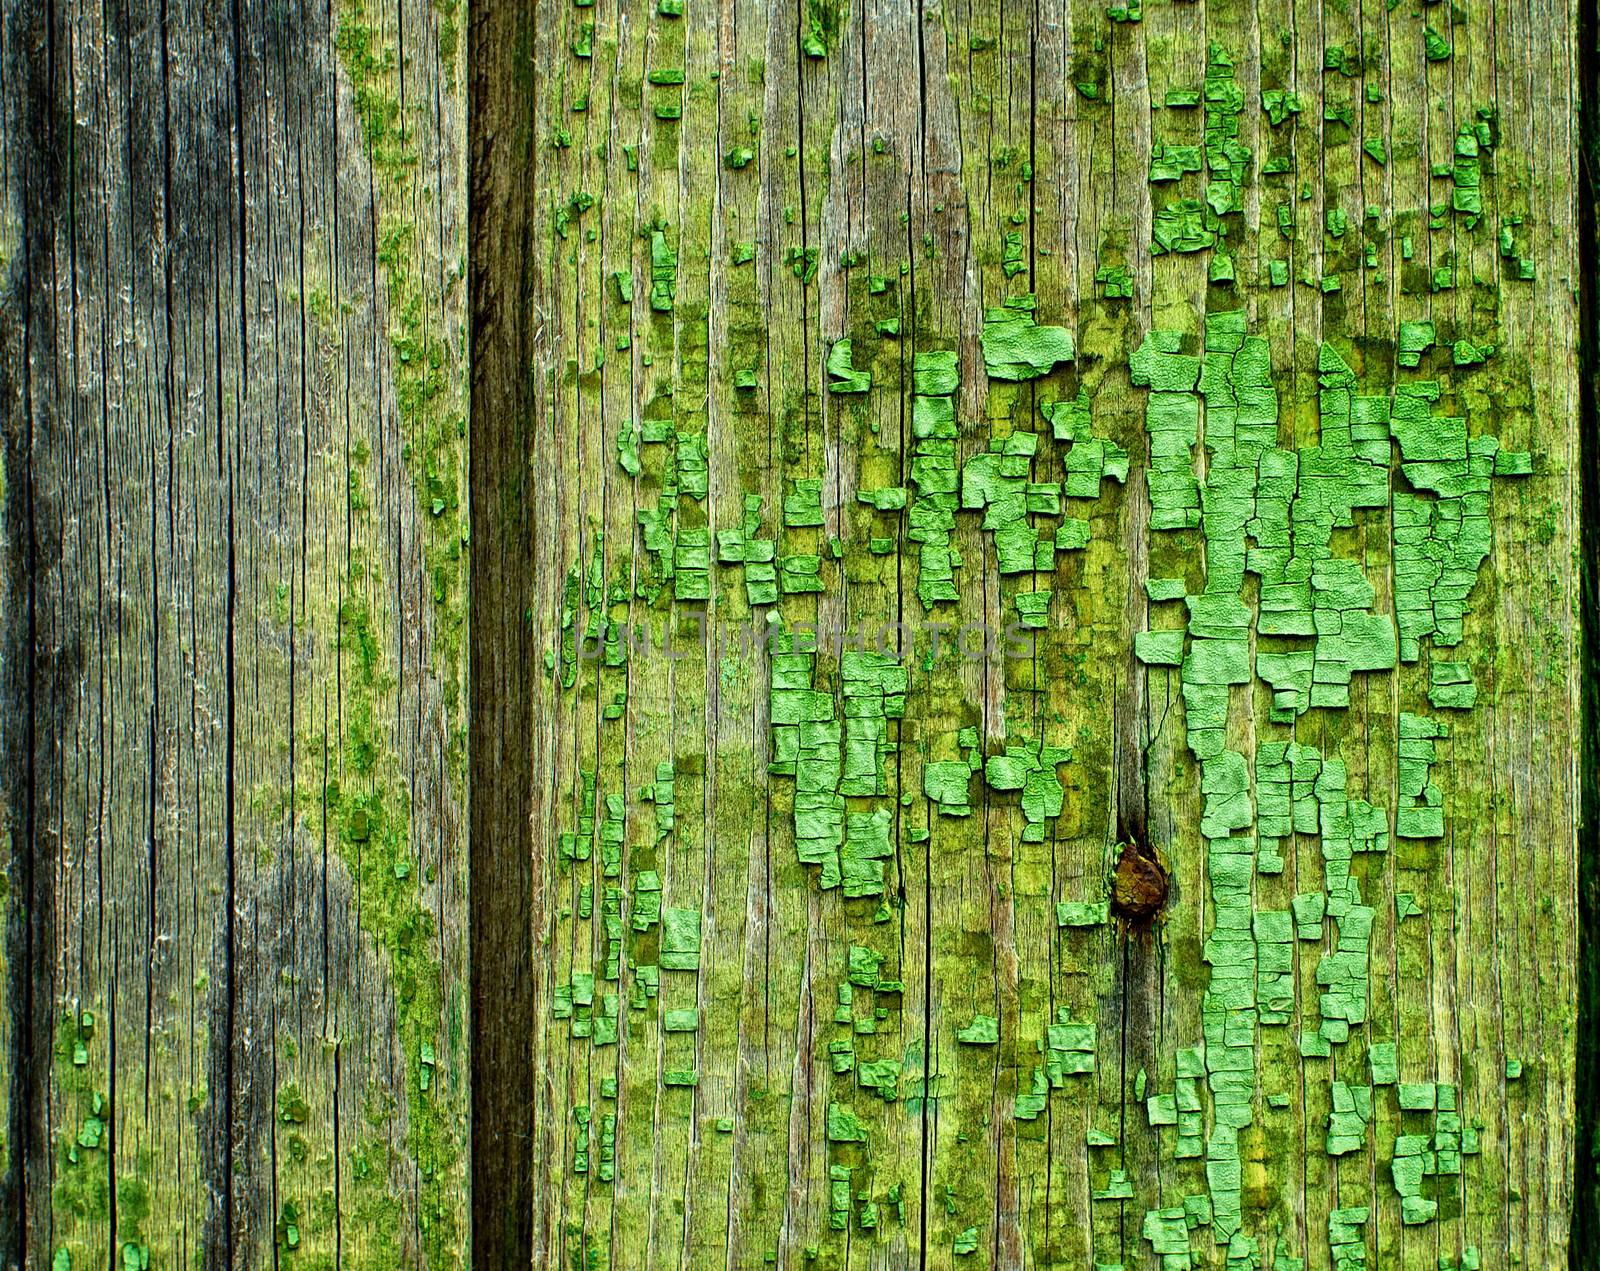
[{"x1": 467, "y1": 0, "x2": 541, "y2": 1262}]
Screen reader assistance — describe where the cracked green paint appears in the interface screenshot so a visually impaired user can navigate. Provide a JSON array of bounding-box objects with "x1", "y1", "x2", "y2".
[{"x1": 533, "y1": 15, "x2": 1556, "y2": 1268}]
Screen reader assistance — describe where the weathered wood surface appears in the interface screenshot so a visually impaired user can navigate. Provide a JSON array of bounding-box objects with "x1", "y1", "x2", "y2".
[
  {"x1": 0, "y1": 0, "x2": 471, "y2": 1265},
  {"x1": 485, "y1": 0, "x2": 1586, "y2": 1267},
  {"x1": 0, "y1": 0, "x2": 1590, "y2": 1267}
]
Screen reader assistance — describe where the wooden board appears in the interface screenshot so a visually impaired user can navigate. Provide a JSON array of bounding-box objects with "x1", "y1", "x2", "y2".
[
  {"x1": 0, "y1": 0, "x2": 472, "y2": 1265},
  {"x1": 481, "y1": 0, "x2": 1585, "y2": 1267}
]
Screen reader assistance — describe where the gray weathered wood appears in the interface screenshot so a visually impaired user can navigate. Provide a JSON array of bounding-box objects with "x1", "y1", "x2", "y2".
[{"x1": 0, "y1": 0, "x2": 470, "y2": 1265}]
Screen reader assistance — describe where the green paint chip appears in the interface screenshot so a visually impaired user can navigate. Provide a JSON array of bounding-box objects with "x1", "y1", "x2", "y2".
[
  {"x1": 1429, "y1": 661, "x2": 1477, "y2": 709},
  {"x1": 1135, "y1": 629, "x2": 1185, "y2": 666},
  {"x1": 1056, "y1": 900, "x2": 1109, "y2": 928},
  {"x1": 980, "y1": 294, "x2": 1074, "y2": 380},
  {"x1": 660, "y1": 907, "x2": 702, "y2": 970},
  {"x1": 1093, "y1": 1169, "x2": 1135, "y2": 1201},
  {"x1": 827, "y1": 1101, "x2": 867, "y2": 1142},
  {"x1": 826, "y1": 339, "x2": 872, "y2": 393},
  {"x1": 924, "y1": 760, "x2": 972, "y2": 814}
]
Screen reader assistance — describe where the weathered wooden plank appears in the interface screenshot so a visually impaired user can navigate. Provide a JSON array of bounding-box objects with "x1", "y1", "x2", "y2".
[
  {"x1": 2, "y1": 0, "x2": 470, "y2": 1265},
  {"x1": 505, "y1": 1, "x2": 1585, "y2": 1265}
]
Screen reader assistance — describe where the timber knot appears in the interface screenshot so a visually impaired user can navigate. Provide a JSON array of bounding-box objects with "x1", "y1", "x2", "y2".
[{"x1": 1110, "y1": 838, "x2": 1168, "y2": 926}]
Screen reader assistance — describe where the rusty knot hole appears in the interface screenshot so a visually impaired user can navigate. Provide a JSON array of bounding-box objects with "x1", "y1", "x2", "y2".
[{"x1": 1110, "y1": 838, "x2": 1168, "y2": 926}]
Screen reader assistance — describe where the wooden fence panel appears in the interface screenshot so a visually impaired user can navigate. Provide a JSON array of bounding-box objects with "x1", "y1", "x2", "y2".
[{"x1": 1, "y1": 0, "x2": 1590, "y2": 1268}]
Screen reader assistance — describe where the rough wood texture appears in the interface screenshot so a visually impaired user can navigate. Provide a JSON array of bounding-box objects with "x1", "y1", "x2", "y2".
[
  {"x1": 466, "y1": 0, "x2": 542, "y2": 1261},
  {"x1": 0, "y1": 0, "x2": 471, "y2": 1265},
  {"x1": 490, "y1": 0, "x2": 1585, "y2": 1267},
  {"x1": 2, "y1": 0, "x2": 1591, "y2": 1266}
]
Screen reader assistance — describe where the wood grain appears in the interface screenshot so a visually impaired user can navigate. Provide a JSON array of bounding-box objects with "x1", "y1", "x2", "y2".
[
  {"x1": 0, "y1": 0, "x2": 1587, "y2": 1267},
  {"x1": 1, "y1": 0, "x2": 470, "y2": 1265},
  {"x1": 497, "y1": 1, "x2": 1584, "y2": 1268}
]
